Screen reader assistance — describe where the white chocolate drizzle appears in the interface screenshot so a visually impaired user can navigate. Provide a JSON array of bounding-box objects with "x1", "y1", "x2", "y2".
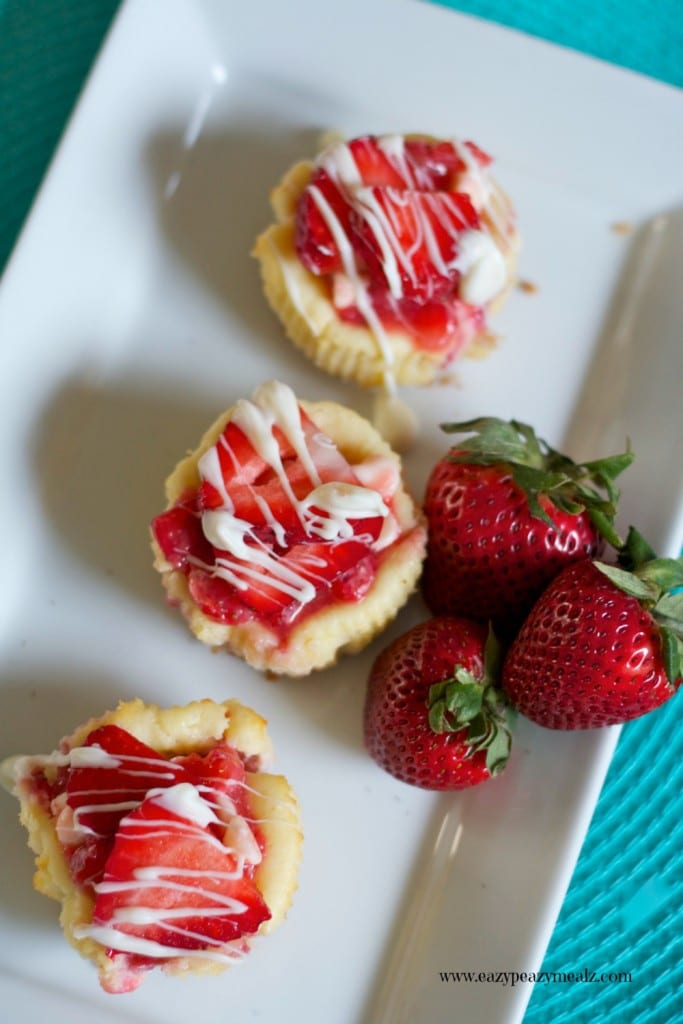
[
  {"x1": 196, "y1": 381, "x2": 398, "y2": 612},
  {"x1": 455, "y1": 229, "x2": 507, "y2": 305},
  {"x1": 308, "y1": 182, "x2": 397, "y2": 390}
]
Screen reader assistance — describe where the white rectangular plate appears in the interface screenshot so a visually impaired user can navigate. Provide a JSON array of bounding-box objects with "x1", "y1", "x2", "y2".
[{"x1": 1, "y1": 2, "x2": 682, "y2": 1022}]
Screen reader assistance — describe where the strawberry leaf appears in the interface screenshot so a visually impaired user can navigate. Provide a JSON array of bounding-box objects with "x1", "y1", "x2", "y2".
[
  {"x1": 660, "y1": 626, "x2": 682, "y2": 685},
  {"x1": 426, "y1": 626, "x2": 512, "y2": 775},
  {"x1": 639, "y1": 558, "x2": 683, "y2": 592},
  {"x1": 465, "y1": 713, "x2": 489, "y2": 745},
  {"x1": 593, "y1": 562, "x2": 660, "y2": 603},
  {"x1": 440, "y1": 418, "x2": 534, "y2": 466},
  {"x1": 551, "y1": 494, "x2": 586, "y2": 516},
  {"x1": 484, "y1": 722, "x2": 512, "y2": 776},
  {"x1": 449, "y1": 681, "x2": 484, "y2": 721},
  {"x1": 454, "y1": 667, "x2": 482, "y2": 689},
  {"x1": 657, "y1": 593, "x2": 683, "y2": 620},
  {"x1": 620, "y1": 526, "x2": 658, "y2": 569},
  {"x1": 428, "y1": 680, "x2": 483, "y2": 731},
  {"x1": 428, "y1": 697, "x2": 448, "y2": 734},
  {"x1": 655, "y1": 614, "x2": 683, "y2": 641},
  {"x1": 583, "y1": 451, "x2": 635, "y2": 482},
  {"x1": 587, "y1": 508, "x2": 623, "y2": 550},
  {"x1": 511, "y1": 466, "x2": 560, "y2": 529}
]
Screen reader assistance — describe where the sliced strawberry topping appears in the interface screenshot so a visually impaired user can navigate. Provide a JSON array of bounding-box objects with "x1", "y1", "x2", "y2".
[
  {"x1": 462, "y1": 140, "x2": 493, "y2": 168},
  {"x1": 188, "y1": 539, "x2": 379, "y2": 626},
  {"x1": 352, "y1": 187, "x2": 479, "y2": 300},
  {"x1": 63, "y1": 728, "x2": 252, "y2": 890},
  {"x1": 403, "y1": 138, "x2": 492, "y2": 186},
  {"x1": 347, "y1": 136, "x2": 409, "y2": 189},
  {"x1": 295, "y1": 168, "x2": 349, "y2": 276},
  {"x1": 92, "y1": 791, "x2": 270, "y2": 955},
  {"x1": 178, "y1": 744, "x2": 246, "y2": 788},
  {"x1": 403, "y1": 139, "x2": 462, "y2": 189},
  {"x1": 66, "y1": 725, "x2": 187, "y2": 839},
  {"x1": 152, "y1": 389, "x2": 393, "y2": 635},
  {"x1": 199, "y1": 412, "x2": 360, "y2": 544},
  {"x1": 30, "y1": 722, "x2": 269, "y2": 977},
  {"x1": 152, "y1": 499, "x2": 214, "y2": 571},
  {"x1": 179, "y1": 746, "x2": 265, "y2": 857},
  {"x1": 338, "y1": 287, "x2": 484, "y2": 356},
  {"x1": 293, "y1": 134, "x2": 501, "y2": 358},
  {"x1": 288, "y1": 538, "x2": 378, "y2": 601},
  {"x1": 219, "y1": 420, "x2": 296, "y2": 486},
  {"x1": 177, "y1": 745, "x2": 247, "y2": 814},
  {"x1": 68, "y1": 835, "x2": 112, "y2": 890},
  {"x1": 296, "y1": 137, "x2": 415, "y2": 276},
  {"x1": 187, "y1": 571, "x2": 256, "y2": 625}
]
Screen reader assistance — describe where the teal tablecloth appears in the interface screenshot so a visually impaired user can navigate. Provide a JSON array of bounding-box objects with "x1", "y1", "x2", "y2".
[{"x1": 1, "y1": 3, "x2": 681, "y2": 1023}]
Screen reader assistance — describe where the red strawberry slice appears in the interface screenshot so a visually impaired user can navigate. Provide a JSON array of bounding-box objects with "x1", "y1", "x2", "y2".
[
  {"x1": 217, "y1": 420, "x2": 297, "y2": 487},
  {"x1": 197, "y1": 420, "x2": 302, "y2": 542},
  {"x1": 351, "y1": 187, "x2": 479, "y2": 301},
  {"x1": 403, "y1": 139, "x2": 463, "y2": 189},
  {"x1": 66, "y1": 725, "x2": 188, "y2": 839},
  {"x1": 188, "y1": 538, "x2": 378, "y2": 627},
  {"x1": 462, "y1": 140, "x2": 493, "y2": 168},
  {"x1": 178, "y1": 746, "x2": 266, "y2": 855},
  {"x1": 285, "y1": 538, "x2": 378, "y2": 604},
  {"x1": 228, "y1": 457, "x2": 321, "y2": 546},
  {"x1": 201, "y1": 405, "x2": 370, "y2": 548},
  {"x1": 347, "y1": 136, "x2": 409, "y2": 189},
  {"x1": 178, "y1": 745, "x2": 247, "y2": 816},
  {"x1": 400, "y1": 296, "x2": 483, "y2": 354},
  {"x1": 295, "y1": 136, "x2": 491, "y2": 280},
  {"x1": 297, "y1": 407, "x2": 363, "y2": 485},
  {"x1": 198, "y1": 480, "x2": 223, "y2": 510},
  {"x1": 68, "y1": 835, "x2": 112, "y2": 890},
  {"x1": 295, "y1": 168, "x2": 350, "y2": 276},
  {"x1": 331, "y1": 548, "x2": 377, "y2": 601},
  {"x1": 403, "y1": 138, "x2": 491, "y2": 189},
  {"x1": 296, "y1": 137, "x2": 410, "y2": 276},
  {"x1": 367, "y1": 288, "x2": 484, "y2": 355},
  {"x1": 152, "y1": 500, "x2": 214, "y2": 570},
  {"x1": 205, "y1": 409, "x2": 355, "y2": 510},
  {"x1": 188, "y1": 569, "x2": 264, "y2": 625},
  {"x1": 92, "y1": 791, "x2": 271, "y2": 955}
]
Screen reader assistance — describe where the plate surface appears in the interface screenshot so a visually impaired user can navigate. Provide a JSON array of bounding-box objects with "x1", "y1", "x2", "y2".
[{"x1": 0, "y1": 2, "x2": 682, "y2": 1023}]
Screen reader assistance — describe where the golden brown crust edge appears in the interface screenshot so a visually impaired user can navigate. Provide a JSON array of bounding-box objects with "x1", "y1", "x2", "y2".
[
  {"x1": 151, "y1": 399, "x2": 427, "y2": 676},
  {"x1": 4, "y1": 699, "x2": 302, "y2": 987}
]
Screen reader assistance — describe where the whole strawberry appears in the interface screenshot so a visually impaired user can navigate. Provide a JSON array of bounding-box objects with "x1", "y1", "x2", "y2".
[
  {"x1": 502, "y1": 528, "x2": 683, "y2": 728},
  {"x1": 422, "y1": 418, "x2": 633, "y2": 633},
  {"x1": 364, "y1": 616, "x2": 512, "y2": 790}
]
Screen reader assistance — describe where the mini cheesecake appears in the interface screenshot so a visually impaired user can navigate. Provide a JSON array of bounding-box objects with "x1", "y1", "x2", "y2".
[
  {"x1": 1, "y1": 698, "x2": 302, "y2": 994},
  {"x1": 253, "y1": 133, "x2": 519, "y2": 390},
  {"x1": 150, "y1": 380, "x2": 426, "y2": 676}
]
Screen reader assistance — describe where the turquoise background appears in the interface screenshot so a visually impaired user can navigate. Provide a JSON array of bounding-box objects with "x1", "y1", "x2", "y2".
[{"x1": 1, "y1": 2, "x2": 681, "y2": 1022}]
